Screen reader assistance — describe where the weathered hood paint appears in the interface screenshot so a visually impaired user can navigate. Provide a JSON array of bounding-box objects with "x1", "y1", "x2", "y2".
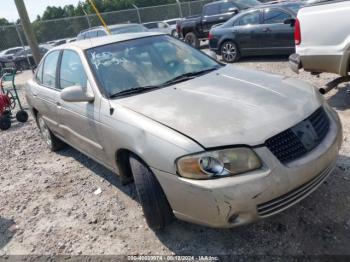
[{"x1": 116, "y1": 65, "x2": 323, "y2": 148}]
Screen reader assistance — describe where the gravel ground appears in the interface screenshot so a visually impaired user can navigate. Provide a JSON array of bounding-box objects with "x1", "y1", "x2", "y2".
[{"x1": 0, "y1": 55, "x2": 350, "y2": 257}]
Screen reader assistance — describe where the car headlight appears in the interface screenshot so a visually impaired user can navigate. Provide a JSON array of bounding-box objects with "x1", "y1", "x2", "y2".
[{"x1": 176, "y1": 147, "x2": 262, "y2": 180}]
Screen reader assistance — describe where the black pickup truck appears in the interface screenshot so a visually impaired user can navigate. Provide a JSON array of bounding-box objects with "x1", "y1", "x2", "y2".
[{"x1": 177, "y1": 0, "x2": 261, "y2": 48}]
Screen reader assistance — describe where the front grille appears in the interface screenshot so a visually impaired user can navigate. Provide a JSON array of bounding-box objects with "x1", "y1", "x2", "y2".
[
  {"x1": 266, "y1": 107, "x2": 330, "y2": 164},
  {"x1": 257, "y1": 164, "x2": 333, "y2": 217}
]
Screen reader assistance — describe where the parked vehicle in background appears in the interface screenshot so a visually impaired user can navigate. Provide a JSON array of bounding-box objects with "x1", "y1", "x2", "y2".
[
  {"x1": 209, "y1": 1, "x2": 303, "y2": 63},
  {"x1": 177, "y1": 0, "x2": 261, "y2": 48},
  {"x1": 26, "y1": 32, "x2": 342, "y2": 230},
  {"x1": 12, "y1": 46, "x2": 49, "y2": 70},
  {"x1": 0, "y1": 47, "x2": 24, "y2": 60},
  {"x1": 52, "y1": 38, "x2": 72, "y2": 47},
  {"x1": 164, "y1": 18, "x2": 181, "y2": 36},
  {"x1": 289, "y1": 0, "x2": 350, "y2": 77},
  {"x1": 143, "y1": 21, "x2": 174, "y2": 36},
  {"x1": 68, "y1": 38, "x2": 77, "y2": 43},
  {"x1": 77, "y1": 24, "x2": 148, "y2": 40}
]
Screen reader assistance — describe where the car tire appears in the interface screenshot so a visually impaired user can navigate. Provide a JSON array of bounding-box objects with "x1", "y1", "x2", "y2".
[
  {"x1": 37, "y1": 114, "x2": 65, "y2": 151},
  {"x1": 184, "y1": 32, "x2": 200, "y2": 49},
  {"x1": 220, "y1": 41, "x2": 240, "y2": 63},
  {"x1": 0, "y1": 116, "x2": 11, "y2": 130},
  {"x1": 129, "y1": 155, "x2": 174, "y2": 230},
  {"x1": 16, "y1": 110, "x2": 28, "y2": 123}
]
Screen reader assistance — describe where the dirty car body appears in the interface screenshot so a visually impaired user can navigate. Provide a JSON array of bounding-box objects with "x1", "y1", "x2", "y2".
[{"x1": 25, "y1": 32, "x2": 342, "y2": 228}]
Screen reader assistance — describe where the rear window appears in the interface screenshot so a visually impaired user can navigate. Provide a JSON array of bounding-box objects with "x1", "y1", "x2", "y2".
[
  {"x1": 111, "y1": 25, "x2": 147, "y2": 34},
  {"x1": 263, "y1": 8, "x2": 291, "y2": 24},
  {"x1": 237, "y1": 11, "x2": 260, "y2": 26},
  {"x1": 220, "y1": 2, "x2": 239, "y2": 13},
  {"x1": 144, "y1": 23, "x2": 158, "y2": 29},
  {"x1": 166, "y1": 20, "x2": 177, "y2": 25},
  {"x1": 284, "y1": 3, "x2": 303, "y2": 13},
  {"x1": 203, "y1": 4, "x2": 220, "y2": 16}
]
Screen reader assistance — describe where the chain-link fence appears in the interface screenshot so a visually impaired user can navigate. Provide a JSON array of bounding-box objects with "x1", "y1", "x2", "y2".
[{"x1": 0, "y1": 0, "x2": 215, "y2": 52}]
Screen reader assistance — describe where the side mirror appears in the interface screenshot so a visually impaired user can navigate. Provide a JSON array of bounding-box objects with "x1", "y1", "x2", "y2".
[
  {"x1": 61, "y1": 85, "x2": 94, "y2": 103},
  {"x1": 284, "y1": 18, "x2": 296, "y2": 26},
  {"x1": 228, "y1": 7, "x2": 239, "y2": 14},
  {"x1": 207, "y1": 50, "x2": 217, "y2": 60}
]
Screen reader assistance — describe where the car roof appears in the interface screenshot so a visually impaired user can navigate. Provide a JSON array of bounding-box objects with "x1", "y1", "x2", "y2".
[
  {"x1": 258, "y1": 1, "x2": 304, "y2": 10},
  {"x1": 204, "y1": 0, "x2": 233, "y2": 6},
  {"x1": 235, "y1": 1, "x2": 303, "y2": 14},
  {"x1": 79, "y1": 23, "x2": 142, "y2": 34},
  {"x1": 57, "y1": 32, "x2": 165, "y2": 51}
]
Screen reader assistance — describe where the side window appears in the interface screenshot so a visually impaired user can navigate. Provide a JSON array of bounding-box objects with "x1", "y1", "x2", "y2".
[
  {"x1": 59, "y1": 50, "x2": 87, "y2": 89},
  {"x1": 97, "y1": 30, "x2": 107, "y2": 36},
  {"x1": 220, "y1": 2, "x2": 238, "y2": 13},
  {"x1": 35, "y1": 60, "x2": 44, "y2": 84},
  {"x1": 237, "y1": 11, "x2": 260, "y2": 26},
  {"x1": 203, "y1": 4, "x2": 220, "y2": 16},
  {"x1": 42, "y1": 51, "x2": 60, "y2": 88},
  {"x1": 263, "y1": 9, "x2": 291, "y2": 24}
]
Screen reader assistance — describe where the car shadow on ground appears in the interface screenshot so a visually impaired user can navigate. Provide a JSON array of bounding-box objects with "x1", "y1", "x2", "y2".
[
  {"x1": 56, "y1": 147, "x2": 138, "y2": 200},
  {"x1": 234, "y1": 55, "x2": 290, "y2": 63},
  {"x1": 327, "y1": 83, "x2": 350, "y2": 111},
  {"x1": 0, "y1": 218, "x2": 16, "y2": 249},
  {"x1": 56, "y1": 143, "x2": 350, "y2": 255}
]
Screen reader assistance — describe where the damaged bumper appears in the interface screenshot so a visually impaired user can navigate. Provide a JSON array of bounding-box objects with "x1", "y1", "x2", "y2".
[{"x1": 153, "y1": 106, "x2": 342, "y2": 228}]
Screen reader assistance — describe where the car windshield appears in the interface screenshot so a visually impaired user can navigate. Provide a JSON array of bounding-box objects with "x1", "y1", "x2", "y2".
[
  {"x1": 111, "y1": 25, "x2": 147, "y2": 34},
  {"x1": 86, "y1": 35, "x2": 220, "y2": 97}
]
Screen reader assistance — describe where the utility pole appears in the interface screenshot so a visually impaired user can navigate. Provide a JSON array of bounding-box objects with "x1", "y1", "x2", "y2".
[
  {"x1": 14, "y1": 0, "x2": 41, "y2": 65},
  {"x1": 132, "y1": 4, "x2": 142, "y2": 24}
]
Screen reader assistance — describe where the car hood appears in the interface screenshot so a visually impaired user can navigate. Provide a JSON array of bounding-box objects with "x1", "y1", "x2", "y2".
[{"x1": 116, "y1": 65, "x2": 322, "y2": 148}]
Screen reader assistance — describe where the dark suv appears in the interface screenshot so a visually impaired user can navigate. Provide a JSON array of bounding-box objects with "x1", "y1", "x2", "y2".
[{"x1": 177, "y1": 0, "x2": 261, "y2": 48}]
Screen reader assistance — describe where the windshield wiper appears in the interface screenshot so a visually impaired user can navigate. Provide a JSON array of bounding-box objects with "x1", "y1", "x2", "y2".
[
  {"x1": 109, "y1": 67, "x2": 220, "y2": 98},
  {"x1": 109, "y1": 86, "x2": 160, "y2": 98},
  {"x1": 162, "y1": 67, "x2": 220, "y2": 86}
]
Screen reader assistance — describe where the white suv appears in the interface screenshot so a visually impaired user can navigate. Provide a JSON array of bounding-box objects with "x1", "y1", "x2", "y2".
[{"x1": 289, "y1": 0, "x2": 350, "y2": 76}]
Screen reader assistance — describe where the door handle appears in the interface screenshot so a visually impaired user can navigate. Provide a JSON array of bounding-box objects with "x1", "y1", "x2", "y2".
[{"x1": 56, "y1": 101, "x2": 61, "y2": 106}]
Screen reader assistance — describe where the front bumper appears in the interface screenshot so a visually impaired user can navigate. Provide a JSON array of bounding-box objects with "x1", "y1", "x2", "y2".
[
  {"x1": 153, "y1": 106, "x2": 342, "y2": 228},
  {"x1": 289, "y1": 53, "x2": 302, "y2": 74}
]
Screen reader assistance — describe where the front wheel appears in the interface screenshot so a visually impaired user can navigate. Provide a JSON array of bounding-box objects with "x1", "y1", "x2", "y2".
[
  {"x1": 16, "y1": 110, "x2": 28, "y2": 123},
  {"x1": 221, "y1": 41, "x2": 240, "y2": 63},
  {"x1": 37, "y1": 114, "x2": 65, "y2": 151},
  {"x1": 129, "y1": 155, "x2": 174, "y2": 230}
]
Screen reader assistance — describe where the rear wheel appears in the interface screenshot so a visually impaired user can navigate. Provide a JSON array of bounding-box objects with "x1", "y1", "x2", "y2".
[
  {"x1": 0, "y1": 116, "x2": 11, "y2": 130},
  {"x1": 221, "y1": 41, "x2": 240, "y2": 63},
  {"x1": 184, "y1": 32, "x2": 200, "y2": 49},
  {"x1": 129, "y1": 155, "x2": 174, "y2": 230},
  {"x1": 37, "y1": 114, "x2": 65, "y2": 151}
]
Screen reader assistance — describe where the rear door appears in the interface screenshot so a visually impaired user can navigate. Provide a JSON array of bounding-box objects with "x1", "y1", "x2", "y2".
[
  {"x1": 30, "y1": 50, "x2": 62, "y2": 135},
  {"x1": 233, "y1": 10, "x2": 264, "y2": 55},
  {"x1": 261, "y1": 8, "x2": 295, "y2": 54}
]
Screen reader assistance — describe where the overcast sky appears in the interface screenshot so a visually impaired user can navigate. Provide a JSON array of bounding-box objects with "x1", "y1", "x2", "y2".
[{"x1": 0, "y1": 0, "x2": 81, "y2": 22}]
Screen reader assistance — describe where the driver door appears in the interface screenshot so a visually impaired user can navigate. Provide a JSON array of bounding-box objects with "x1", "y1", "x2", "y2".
[{"x1": 57, "y1": 49, "x2": 106, "y2": 164}]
